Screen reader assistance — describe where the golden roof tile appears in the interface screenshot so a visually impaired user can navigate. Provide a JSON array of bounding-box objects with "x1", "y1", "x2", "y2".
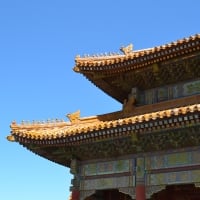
[
  {"x1": 74, "y1": 34, "x2": 200, "y2": 70},
  {"x1": 8, "y1": 103, "x2": 200, "y2": 142}
]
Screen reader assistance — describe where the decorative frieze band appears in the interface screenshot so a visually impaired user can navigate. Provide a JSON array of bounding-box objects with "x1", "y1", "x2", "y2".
[
  {"x1": 146, "y1": 169, "x2": 200, "y2": 186},
  {"x1": 145, "y1": 150, "x2": 200, "y2": 170},
  {"x1": 80, "y1": 176, "x2": 135, "y2": 190},
  {"x1": 81, "y1": 159, "x2": 131, "y2": 176}
]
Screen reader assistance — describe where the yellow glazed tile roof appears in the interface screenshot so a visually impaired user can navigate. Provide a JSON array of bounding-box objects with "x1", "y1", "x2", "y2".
[
  {"x1": 8, "y1": 103, "x2": 200, "y2": 142},
  {"x1": 72, "y1": 34, "x2": 200, "y2": 103},
  {"x1": 74, "y1": 34, "x2": 200, "y2": 72},
  {"x1": 7, "y1": 34, "x2": 200, "y2": 167}
]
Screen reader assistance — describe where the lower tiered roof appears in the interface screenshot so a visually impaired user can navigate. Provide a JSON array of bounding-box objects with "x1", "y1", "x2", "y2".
[{"x1": 7, "y1": 95, "x2": 200, "y2": 167}]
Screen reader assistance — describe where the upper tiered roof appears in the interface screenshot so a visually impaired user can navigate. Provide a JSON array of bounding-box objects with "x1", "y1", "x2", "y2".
[{"x1": 74, "y1": 34, "x2": 200, "y2": 103}]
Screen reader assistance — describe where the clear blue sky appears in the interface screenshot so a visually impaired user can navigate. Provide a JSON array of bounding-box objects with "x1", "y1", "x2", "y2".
[{"x1": 0, "y1": 0, "x2": 199, "y2": 199}]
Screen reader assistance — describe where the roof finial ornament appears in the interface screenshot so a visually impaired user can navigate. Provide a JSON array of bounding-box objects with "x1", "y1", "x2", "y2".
[
  {"x1": 120, "y1": 43, "x2": 133, "y2": 55},
  {"x1": 7, "y1": 135, "x2": 15, "y2": 142},
  {"x1": 66, "y1": 110, "x2": 80, "y2": 123}
]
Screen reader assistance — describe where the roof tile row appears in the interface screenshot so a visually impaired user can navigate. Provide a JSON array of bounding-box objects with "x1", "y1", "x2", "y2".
[
  {"x1": 74, "y1": 34, "x2": 200, "y2": 70},
  {"x1": 9, "y1": 104, "x2": 200, "y2": 141}
]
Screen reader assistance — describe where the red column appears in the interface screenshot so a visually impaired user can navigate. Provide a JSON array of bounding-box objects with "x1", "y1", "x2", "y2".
[
  {"x1": 72, "y1": 190, "x2": 80, "y2": 200},
  {"x1": 136, "y1": 185, "x2": 145, "y2": 200}
]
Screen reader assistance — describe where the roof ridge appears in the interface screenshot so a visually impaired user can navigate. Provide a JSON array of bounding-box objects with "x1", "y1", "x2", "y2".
[
  {"x1": 10, "y1": 103, "x2": 200, "y2": 130},
  {"x1": 75, "y1": 33, "x2": 200, "y2": 61},
  {"x1": 8, "y1": 103, "x2": 200, "y2": 142},
  {"x1": 10, "y1": 119, "x2": 69, "y2": 129}
]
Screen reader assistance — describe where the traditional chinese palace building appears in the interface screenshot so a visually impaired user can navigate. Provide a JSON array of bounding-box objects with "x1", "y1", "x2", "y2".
[{"x1": 8, "y1": 34, "x2": 200, "y2": 200}]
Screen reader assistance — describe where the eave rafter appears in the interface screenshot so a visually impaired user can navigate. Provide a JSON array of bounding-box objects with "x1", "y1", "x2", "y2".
[
  {"x1": 82, "y1": 53, "x2": 200, "y2": 104},
  {"x1": 21, "y1": 124, "x2": 200, "y2": 167}
]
